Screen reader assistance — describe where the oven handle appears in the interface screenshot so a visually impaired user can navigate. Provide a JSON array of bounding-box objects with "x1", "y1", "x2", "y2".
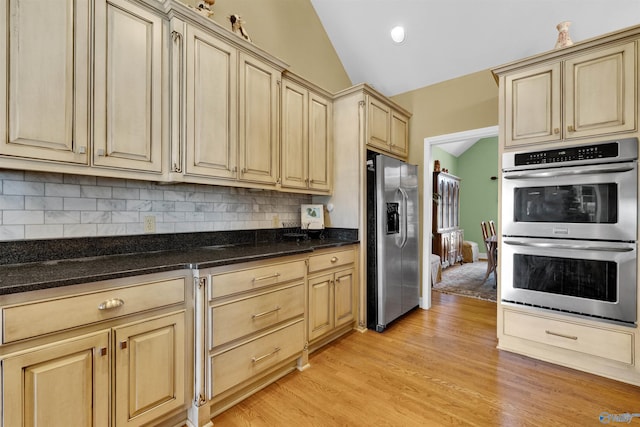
[
  {"x1": 503, "y1": 163, "x2": 634, "y2": 179},
  {"x1": 503, "y1": 239, "x2": 635, "y2": 252}
]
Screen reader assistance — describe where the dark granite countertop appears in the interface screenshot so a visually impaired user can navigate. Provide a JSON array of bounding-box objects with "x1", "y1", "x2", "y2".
[{"x1": 0, "y1": 229, "x2": 358, "y2": 296}]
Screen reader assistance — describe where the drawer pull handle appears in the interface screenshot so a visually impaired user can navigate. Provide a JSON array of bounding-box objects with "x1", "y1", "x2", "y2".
[
  {"x1": 252, "y1": 347, "x2": 281, "y2": 364},
  {"x1": 98, "y1": 298, "x2": 125, "y2": 310},
  {"x1": 252, "y1": 306, "x2": 281, "y2": 319},
  {"x1": 545, "y1": 330, "x2": 578, "y2": 340},
  {"x1": 330, "y1": 257, "x2": 338, "y2": 263},
  {"x1": 253, "y1": 273, "x2": 280, "y2": 282}
]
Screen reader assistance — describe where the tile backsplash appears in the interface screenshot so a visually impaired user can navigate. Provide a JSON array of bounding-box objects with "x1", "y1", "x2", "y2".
[{"x1": 0, "y1": 169, "x2": 311, "y2": 241}]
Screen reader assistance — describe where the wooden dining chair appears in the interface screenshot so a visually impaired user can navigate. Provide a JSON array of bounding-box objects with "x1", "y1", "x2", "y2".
[
  {"x1": 488, "y1": 220, "x2": 496, "y2": 237},
  {"x1": 480, "y1": 221, "x2": 496, "y2": 286}
]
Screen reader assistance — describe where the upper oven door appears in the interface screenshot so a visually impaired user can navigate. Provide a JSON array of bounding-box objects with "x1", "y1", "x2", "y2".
[{"x1": 502, "y1": 161, "x2": 637, "y2": 241}]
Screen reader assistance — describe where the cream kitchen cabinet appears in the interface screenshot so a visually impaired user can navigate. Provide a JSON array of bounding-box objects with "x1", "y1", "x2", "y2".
[
  {"x1": 281, "y1": 73, "x2": 333, "y2": 194},
  {"x1": 93, "y1": 0, "x2": 165, "y2": 173},
  {"x1": 170, "y1": 14, "x2": 286, "y2": 189},
  {"x1": 0, "y1": 0, "x2": 166, "y2": 177},
  {"x1": 195, "y1": 256, "x2": 306, "y2": 420},
  {"x1": 307, "y1": 247, "x2": 357, "y2": 346},
  {"x1": 497, "y1": 40, "x2": 637, "y2": 147},
  {"x1": 0, "y1": 0, "x2": 91, "y2": 164},
  {"x1": 367, "y1": 96, "x2": 410, "y2": 159},
  {"x1": 0, "y1": 274, "x2": 189, "y2": 427}
]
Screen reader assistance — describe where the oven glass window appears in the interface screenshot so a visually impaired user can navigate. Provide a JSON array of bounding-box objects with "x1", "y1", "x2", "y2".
[
  {"x1": 513, "y1": 183, "x2": 617, "y2": 223},
  {"x1": 513, "y1": 254, "x2": 617, "y2": 302}
]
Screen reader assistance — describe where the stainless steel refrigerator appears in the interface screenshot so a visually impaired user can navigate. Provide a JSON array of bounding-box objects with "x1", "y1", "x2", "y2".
[{"x1": 366, "y1": 152, "x2": 420, "y2": 332}]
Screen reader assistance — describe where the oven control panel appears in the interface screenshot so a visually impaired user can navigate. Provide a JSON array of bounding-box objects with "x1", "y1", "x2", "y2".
[{"x1": 514, "y1": 142, "x2": 618, "y2": 166}]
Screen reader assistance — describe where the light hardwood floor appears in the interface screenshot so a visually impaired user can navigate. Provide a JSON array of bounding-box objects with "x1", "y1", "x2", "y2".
[{"x1": 213, "y1": 292, "x2": 640, "y2": 426}]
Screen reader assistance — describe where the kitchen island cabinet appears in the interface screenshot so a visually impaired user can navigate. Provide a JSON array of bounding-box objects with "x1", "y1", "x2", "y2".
[{"x1": 0, "y1": 273, "x2": 190, "y2": 427}]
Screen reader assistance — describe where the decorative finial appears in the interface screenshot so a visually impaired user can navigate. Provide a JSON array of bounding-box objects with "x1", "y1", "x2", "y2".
[{"x1": 554, "y1": 21, "x2": 573, "y2": 49}]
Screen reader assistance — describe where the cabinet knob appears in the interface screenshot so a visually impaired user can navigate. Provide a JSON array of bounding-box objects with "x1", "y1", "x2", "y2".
[
  {"x1": 553, "y1": 128, "x2": 560, "y2": 134},
  {"x1": 330, "y1": 256, "x2": 338, "y2": 263},
  {"x1": 120, "y1": 341, "x2": 128, "y2": 350},
  {"x1": 567, "y1": 125, "x2": 575, "y2": 132},
  {"x1": 77, "y1": 146, "x2": 87, "y2": 154},
  {"x1": 99, "y1": 347, "x2": 107, "y2": 357}
]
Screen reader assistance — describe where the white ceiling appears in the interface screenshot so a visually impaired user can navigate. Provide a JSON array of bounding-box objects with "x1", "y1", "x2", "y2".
[{"x1": 310, "y1": 0, "x2": 640, "y2": 97}]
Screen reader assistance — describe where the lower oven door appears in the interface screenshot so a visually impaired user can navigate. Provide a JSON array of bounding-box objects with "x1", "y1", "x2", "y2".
[{"x1": 501, "y1": 237, "x2": 637, "y2": 325}]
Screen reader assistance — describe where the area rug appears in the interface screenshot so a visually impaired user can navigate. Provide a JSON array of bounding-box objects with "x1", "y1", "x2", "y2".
[{"x1": 433, "y1": 261, "x2": 497, "y2": 302}]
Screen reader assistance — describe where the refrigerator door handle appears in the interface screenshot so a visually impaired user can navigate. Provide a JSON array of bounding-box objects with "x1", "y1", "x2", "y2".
[{"x1": 397, "y1": 187, "x2": 408, "y2": 248}]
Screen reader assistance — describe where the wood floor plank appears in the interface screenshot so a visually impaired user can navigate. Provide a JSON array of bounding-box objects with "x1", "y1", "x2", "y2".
[{"x1": 213, "y1": 292, "x2": 640, "y2": 426}]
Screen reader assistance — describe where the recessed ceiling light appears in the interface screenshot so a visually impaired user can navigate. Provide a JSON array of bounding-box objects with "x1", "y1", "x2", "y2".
[{"x1": 390, "y1": 26, "x2": 405, "y2": 44}]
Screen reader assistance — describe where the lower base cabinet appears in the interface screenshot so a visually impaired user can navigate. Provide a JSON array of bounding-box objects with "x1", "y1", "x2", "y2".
[
  {"x1": 2, "y1": 332, "x2": 111, "y2": 427},
  {"x1": 0, "y1": 274, "x2": 189, "y2": 427},
  {"x1": 307, "y1": 247, "x2": 357, "y2": 347}
]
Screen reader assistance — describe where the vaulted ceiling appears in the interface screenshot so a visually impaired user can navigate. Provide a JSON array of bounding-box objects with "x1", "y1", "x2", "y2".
[{"x1": 310, "y1": 0, "x2": 640, "y2": 97}]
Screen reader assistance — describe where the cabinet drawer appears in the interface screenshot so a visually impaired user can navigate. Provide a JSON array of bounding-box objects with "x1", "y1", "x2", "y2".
[
  {"x1": 503, "y1": 309, "x2": 633, "y2": 365},
  {"x1": 2, "y1": 278, "x2": 185, "y2": 343},
  {"x1": 210, "y1": 284, "x2": 304, "y2": 348},
  {"x1": 308, "y1": 248, "x2": 355, "y2": 273},
  {"x1": 209, "y1": 260, "x2": 306, "y2": 299},
  {"x1": 209, "y1": 320, "x2": 304, "y2": 397}
]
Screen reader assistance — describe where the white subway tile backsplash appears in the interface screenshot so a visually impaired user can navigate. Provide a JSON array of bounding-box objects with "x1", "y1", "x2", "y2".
[
  {"x1": 4, "y1": 181, "x2": 45, "y2": 196},
  {"x1": 0, "y1": 169, "x2": 311, "y2": 241},
  {"x1": 25, "y1": 196, "x2": 63, "y2": 210},
  {"x1": 0, "y1": 195, "x2": 25, "y2": 210},
  {"x1": 45, "y1": 183, "x2": 80, "y2": 198},
  {"x1": 4, "y1": 210, "x2": 44, "y2": 225},
  {"x1": 64, "y1": 198, "x2": 97, "y2": 211},
  {"x1": 45, "y1": 211, "x2": 81, "y2": 224}
]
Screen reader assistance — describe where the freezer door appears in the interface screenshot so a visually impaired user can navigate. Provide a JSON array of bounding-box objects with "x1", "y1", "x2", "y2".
[{"x1": 376, "y1": 155, "x2": 404, "y2": 327}]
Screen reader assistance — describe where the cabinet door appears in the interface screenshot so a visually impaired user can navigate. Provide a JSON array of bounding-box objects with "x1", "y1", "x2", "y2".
[
  {"x1": 238, "y1": 52, "x2": 280, "y2": 185},
  {"x1": 2, "y1": 332, "x2": 110, "y2": 427},
  {"x1": 184, "y1": 24, "x2": 238, "y2": 180},
  {"x1": 114, "y1": 311, "x2": 186, "y2": 427},
  {"x1": 308, "y1": 92, "x2": 333, "y2": 192},
  {"x1": 0, "y1": 0, "x2": 89, "y2": 164},
  {"x1": 367, "y1": 97, "x2": 391, "y2": 151},
  {"x1": 565, "y1": 41, "x2": 636, "y2": 139},
  {"x1": 281, "y1": 79, "x2": 308, "y2": 189},
  {"x1": 308, "y1": 273, "x2": 334, "y2": 341},
  {"x1": 504, "y1": 63, "x2": 561, "y2": 147},
  {"x1": 94, "y1": 0, "x2": 163, "y2": 173},
  {"x1": 390, "y1": 111, "x2": 409, "y2": 158},
  {"x1": 334, "y1": 268, "x2": 355, "y2": 329}
]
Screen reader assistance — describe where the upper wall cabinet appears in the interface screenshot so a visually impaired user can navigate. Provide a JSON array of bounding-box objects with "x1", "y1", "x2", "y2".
[
  {"x1": 0, "y1": 0, "x2": 166, "y2": 177},
  {"x1": 281, "y1": 73, "x2": 333, "y2": 194},
  {"x1": 366, "y1": 95, "x2": 410, "y2": 159},
  {"x1": 0, "y1": 0, "x2": 91, "y2": 164},
  {"x1": 496, "y1": 39, "x2": 637, "y2": 148},
  {"x1": 93, "y1": 0, "x2": 165, "y2": 173},
  {"x1": 170, "y1": 13, "x2": 286, "y2": 189}
]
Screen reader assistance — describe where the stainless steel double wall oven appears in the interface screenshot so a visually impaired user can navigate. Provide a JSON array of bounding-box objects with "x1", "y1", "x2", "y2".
[{"x1": 501, "y1": 138, "x2": 638, "y2": 325}]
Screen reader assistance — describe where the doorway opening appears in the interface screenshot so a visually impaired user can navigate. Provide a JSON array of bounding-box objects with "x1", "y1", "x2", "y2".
[{"x1": 422, "y1": 126, "x2": 498, "y2": 309}]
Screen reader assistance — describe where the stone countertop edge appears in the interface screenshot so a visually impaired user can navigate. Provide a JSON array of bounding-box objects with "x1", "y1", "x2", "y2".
[{"x1": 0, "y1": 238, "x2": 359, "y2": 296}]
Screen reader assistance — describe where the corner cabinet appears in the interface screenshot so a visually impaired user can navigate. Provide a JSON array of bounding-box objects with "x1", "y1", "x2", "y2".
[
  {"x1": 281, "y1": 73, "x2": 333, "y2": 194},
  {"x1": 496, "y1": 38, "x2": 637, "y2": 147},
  {"x1": 0, "y1": 273, "x2": 190, "y2": 427},
  {"x1": 170, "y1": 14, "x2": 285, "y2": 189}
]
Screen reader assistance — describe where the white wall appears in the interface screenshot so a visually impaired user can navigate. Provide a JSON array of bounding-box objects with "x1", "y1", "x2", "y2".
[{"x1": 0, "y1": 169, "x2": 310, "y2": 241}]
